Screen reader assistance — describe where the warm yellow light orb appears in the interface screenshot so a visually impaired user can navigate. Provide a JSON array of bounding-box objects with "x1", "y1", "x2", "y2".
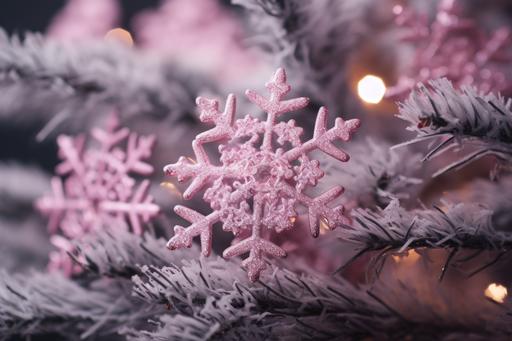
[
  {"x1": 392, "y1": 249, "x2": 420, "y2": 265},
  {"x1": 160, "y1": 181, "x2": 182, "y2": 197},
  {"x1": 104, "y1": 28, "x2": 134, "y2": 47},
  {"x1": 357, "y1": 75, "x2": 386, "y2": 104},
  {"x1": 485, "y1": 283, "x2": 507, "y2": 303}
]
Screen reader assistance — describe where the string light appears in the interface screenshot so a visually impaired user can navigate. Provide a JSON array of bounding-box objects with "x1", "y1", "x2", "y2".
[
  {"x1": 319, "y1": 217, "x2": 330, "y2": 235},
  {"x1": 160, "y1": 181, "x2": 182, "y2": 197},
  {"x1": 392, "y1": 249, "x2": 420, "y2": 265},
  {"x1": 357, "y1": 75, "x2": 386, "y2": 104},
  {"x1": 104, "y1": 28, "x2": 134, "y2": 47},
  {"x1": 485, "y1": 283, "x2": 507, "y2": 303}
]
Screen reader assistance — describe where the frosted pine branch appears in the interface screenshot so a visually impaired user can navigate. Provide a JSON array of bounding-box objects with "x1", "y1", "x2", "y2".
[
  {"x1": 73, "y1": 230, "x2": 196, "y2": 278},
  {"x1": 129, "y1": 254, "x2": 510, "y2": 340},
  {"x1": 323, "y1": 138, "x2": 422, "y2": 208},
  {"x1": 235, "y1": 0, "x2": 372, "y2": 111},
  {"x1": 338, "y1": 199, "x2": 512, "y2": 262},
  {"x1": 396, "y1": 78, "x2": 512, "y2": 177},
  {"x1": 130, "y1": 258, "x2": 394, "y2": 340},
  {"x1": 0, "y1": 270, "x2": 149, "y2": 340},
  {"x1": 448, "y1": 176, "x2": 512, "y2": 231},
  {"x1": 0, "y1": 30, "x2": 211, "y2": 134}
]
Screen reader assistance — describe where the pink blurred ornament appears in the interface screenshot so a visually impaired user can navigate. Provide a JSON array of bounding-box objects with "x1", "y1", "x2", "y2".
[
  {"x1": 165, "y1": 68, "x2": 360, "y2": 281},
  {"x1": 37, "y1": 114, "x2": 159, "y2": 275},
  {"x1": 47, "y1": 0, "x2": 120, "y2": 42},
  {"x1": 387, "y1": 0, "x2": 512, "y2": 99},
  {"x1": 133, "y1": 0, "x2": 265, "y2": 83}
]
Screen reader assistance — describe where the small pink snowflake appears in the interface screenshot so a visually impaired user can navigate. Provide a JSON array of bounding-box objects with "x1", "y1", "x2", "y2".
[
  {"x1": 37, "y1": 115, "x2": 160, "y2": 273},
  {"x1": 387, "y1": 0, "x2": 512, "y2": 98},
  {"x1": 165, "y1": 68, "x2": 360, "y2": 281}
]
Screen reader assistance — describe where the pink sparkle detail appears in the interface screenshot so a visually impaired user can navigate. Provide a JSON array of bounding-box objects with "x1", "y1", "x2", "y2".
[
  {"x1": 165, "y1": 68, "x2": 360, "y2": 281},
  {"x1": 387, "y1": 0, "x2": 512, "y2": 98},
  {"x1": 37, "y1": 115, "x2": 160, "y2": 274}
]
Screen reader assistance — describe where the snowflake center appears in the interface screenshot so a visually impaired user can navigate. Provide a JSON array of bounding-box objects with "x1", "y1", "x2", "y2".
[{"x1": 254, "y1": 164, "x2": 272, "y2": 183}]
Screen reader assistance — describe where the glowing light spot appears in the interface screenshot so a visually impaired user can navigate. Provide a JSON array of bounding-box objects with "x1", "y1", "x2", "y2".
[
  {"x1": 392, "y1": 249, "x2": 420, "y2": 265},
  {"x1": 160, "y1": 182, "x2": 182, "y2": 197},
  {"x1": 393, "y1": 5, "x2": 404, "y2": 15},
  {"x1": 357, "y1": 75, "x2": 386, "y2": 104},
  {"x1": 485, "y1": 283, "x2": 507, "y2": 303},
  {"x1": 104, "y1": 28, "x2": 134, "y2": 47},
  {"x1": 186, "y1": 157, "x2": 197, "y2": 164},
  {"x1": 319, "y1": 217, "x2": 330, "y2": 235}
]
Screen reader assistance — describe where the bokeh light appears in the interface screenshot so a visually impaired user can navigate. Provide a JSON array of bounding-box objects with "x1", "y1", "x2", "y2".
[
  {"x1": 485, "y1": 283, "x2": 508, "y2": 303},
  {"x1": 104, "y1": 28, "x2": 134, "y2": 47},
  {"x1": 357, "y1": 74, "x2": 386, "y2": 104}
]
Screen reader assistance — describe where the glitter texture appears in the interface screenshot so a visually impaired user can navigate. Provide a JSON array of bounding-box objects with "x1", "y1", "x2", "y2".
[{"x1": 165, "y1": 68, "x2": 360, "y2": 281}]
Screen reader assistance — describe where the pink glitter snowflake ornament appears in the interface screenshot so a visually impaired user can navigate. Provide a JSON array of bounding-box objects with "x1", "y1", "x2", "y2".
[
  {"x1": 387, "y1": 0, "x2": 512, "y2": 99},
  {"x1": 37, "y1": 115, "x2": 160, "y2": 273},
  {"x1": 165, "y1": 68, "x2": 360, "y2": 281}
]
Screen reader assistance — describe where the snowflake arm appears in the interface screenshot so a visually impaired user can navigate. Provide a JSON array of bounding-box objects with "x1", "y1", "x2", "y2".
[
  {"x1": 245, "y1": 68, "x2": 309, "y2": 150},
  {"x1": 284, "y1": 107, "x2": 360, "y2": 162},
  {"x1": 100, "y1": 180, "x2": 159, "y2": 235},
  {"x1": 164, "y1": 94, "x2": 237, "y2": 199},
  {"x1": 36, "y1": 177, "x2": 88, "y2": 234},
  {"x1": 222, "y1": 196, "x2": 286, "y2": 282},
  {"x1": 125, "y1": 133, "x2": 156, "y2": 175},
  {"x1": 282, "y1": 183, "x2": 348, "y2": 237},
  {"x1": 167, "y1": 206, "x2": 221, "y2": 256},
  {"x1": 55, "y1": 135, "x2": 86, "y2": 176},
  {"x1": 193, "y1": 94, "x2": 236, "y2": 163}
]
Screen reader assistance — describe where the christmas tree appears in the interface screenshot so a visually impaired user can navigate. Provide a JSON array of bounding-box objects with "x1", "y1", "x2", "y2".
[{"x1": 1, "y1": 0, "x2": 512, "y2": 339}]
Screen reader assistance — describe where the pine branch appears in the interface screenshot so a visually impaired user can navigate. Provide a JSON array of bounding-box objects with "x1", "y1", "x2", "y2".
[
  {"x1": 447, "y1": 176, "x2": 512, "y2": 232},
  {"x1": 128, "y1": 254, "x2": 511, "y2": 340},
  {"x1": 235, "y1": 0, "x2": 372, "y2": 112},
  {"x1": 396, "y1": 78, "x2": 512, "y2": 177},
  {"x1": 339, "y1": 199, "x2": 512, "y2": 255},
  {"x1": 0, "y1": 230, "x2": 195, "y2": 339},
  {"x1": 323, "y1": 138, "x2": 422, "y2": 209},
  {"x1": 73, "y1": 229, "x2": 197, "y2": 279},
  {"x1": 2, "y1": 228, "x2": 510, "y2": 339},
  {"x1": 0, "y1": 269, "x2": 151, "y2": 340},
  {"x1": 0, "y1": 30, "x2": 212, "y2": 135},
  {"x1": 129, "y1": 258, "x2": 394, "y2": 340}
]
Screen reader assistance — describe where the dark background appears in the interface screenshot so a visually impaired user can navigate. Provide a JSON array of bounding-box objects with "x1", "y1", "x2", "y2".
[{"x1": 0, "y1": 1, "x2": 160, "y2": 34}]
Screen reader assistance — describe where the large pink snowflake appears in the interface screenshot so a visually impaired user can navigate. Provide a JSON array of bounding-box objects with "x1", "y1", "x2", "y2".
[
  {"x1": 37, "y1": 114, "x2": 160, "y2": 242},
  {"x1": 165, "y1": 68, "x2": 360, "y2": 281}
]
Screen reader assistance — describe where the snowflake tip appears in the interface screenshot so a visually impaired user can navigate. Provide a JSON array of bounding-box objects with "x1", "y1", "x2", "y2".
[
  {"x1": 170, "y1": 205, "x2": 215, "y2": 255},
  {"x1": 167, "y1": 226, "x2": 193, "y2": 249},
  {"x1": 196, "y1": 96, "x2": 220, "y2": 123},
  {"x1": 265, "y1": 67, "x2": 290, "y2": 95},
  {"x1": 223, "y1": 236, "x2": 286, "y2": 282},
  {"x1": 243, "y1": 256, "x2": 267, "y2": 282},
  {"x1": 335, "y1": 117, "x2": 361, "y2": 139}
]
